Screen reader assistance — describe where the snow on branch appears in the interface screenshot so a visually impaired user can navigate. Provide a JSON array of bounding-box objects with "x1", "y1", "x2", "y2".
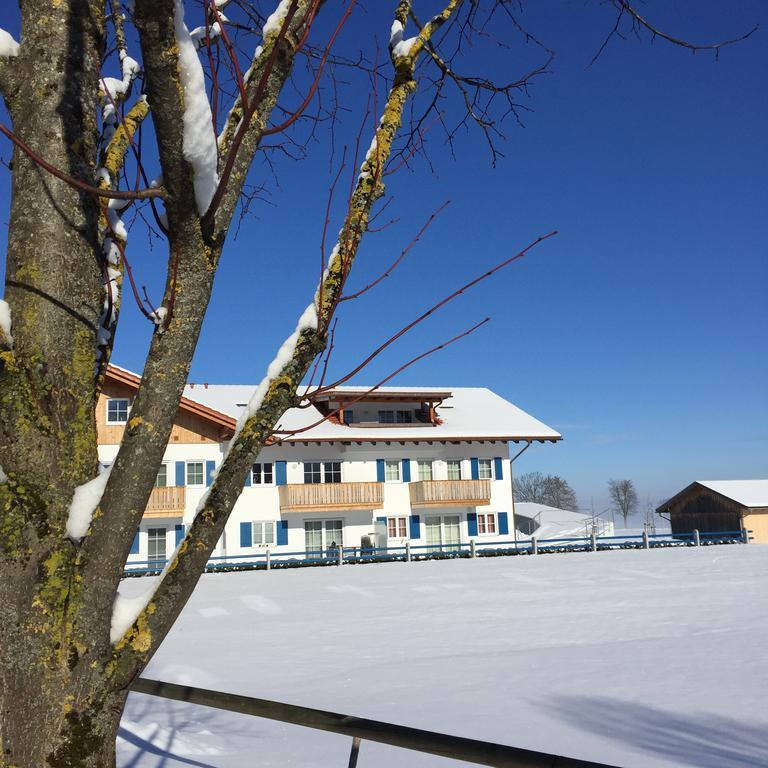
[
  {"x1": 66, "y1": 466, "x2": 113, "y2": 541},
  {"x1": 173, "y1": 0, "x2": 219, "y2": 215},
  {"x1": 0, "y1": 299, "x2": 12, "y2": 346},
  {"x1": 0, "y1": 29, "x2": 19, "y2": 58},
  {"x1": 389, "y1": 20, "x2": 417, "y2": 60}
]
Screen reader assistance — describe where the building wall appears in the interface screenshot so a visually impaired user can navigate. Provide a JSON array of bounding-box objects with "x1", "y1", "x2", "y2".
[
  {"x1": 105, "y1": 437, "x2": 515, "y2": 564},
  {"x1": 742, "y1": 510, "x2": 768, "y2": 544}
]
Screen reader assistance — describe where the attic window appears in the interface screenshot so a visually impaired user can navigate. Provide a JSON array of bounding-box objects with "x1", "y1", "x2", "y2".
[{"x1": 106, "y1": 398, "x2": 129, "y2": 424}]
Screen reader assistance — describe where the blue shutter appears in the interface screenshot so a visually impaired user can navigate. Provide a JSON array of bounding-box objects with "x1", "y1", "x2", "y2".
[
  {"x1": 467, "y1": 512, "x2": 478, "y2": 537},
  {"x1": 205, "y1": 460, "x2": 216, "y2": 486},
  {"x1": 498, "y1": 512, "x2": 509, "y2": 535},
  {"x1": 276, "y1": 520, "x2": 288, "y2": 545},
  {"x1": 175, "y1": 461, "x2": 186, "y2": 486},
  {"x1": 175, "y1": 524, "x2": 186, "y2": 546},
  {"x1": 470, "y1": 458, "x2": 479, "y2": 480},
  {"x1": 240, "y1": 522, "x2": 252, "y2": 547},
  {"x1": 376, "y1": 459, "x2": 385, "y2": 482},
  {"x1": 401, "y1": 459, "x2": 411, "y2": 482},
  {"x1": 130, "y1": 531, "x2": 140, "y2": 554},
  {"x1": 275, "y1": 460, "x2": 287, "y2": 486},
  {"x1": 494, "y1": 457, "x2": 503, "y2": 480},
  {"x1": 409, "y1": 515, "x2": 421, "y2": 539},
  {"x1": 244, "y1": 466, "x2": 252, "y2": 487}
]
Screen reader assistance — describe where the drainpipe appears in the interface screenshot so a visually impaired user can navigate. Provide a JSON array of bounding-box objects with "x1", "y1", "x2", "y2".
[{"x1": 509, "y1": 442, "x2": 532, "y2": 544}]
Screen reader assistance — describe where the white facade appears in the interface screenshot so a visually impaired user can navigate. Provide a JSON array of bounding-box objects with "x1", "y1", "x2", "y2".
[{"x1": 99, "y1": 378, "x2": 561, "y2": 568}]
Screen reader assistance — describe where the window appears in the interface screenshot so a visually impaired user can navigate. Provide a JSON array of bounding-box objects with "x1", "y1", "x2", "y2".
[
  {"x1": 186, "y1": 461, "x2": 204, "y2": 486},
  {"x1": 478, "y1": 513, "x2": 497, "y2": 535},
  {"x1": 106, "y1": 398, "x2": 129, "y2": 424},
  {"x1": 478, "y1": 458, "x2": 493, "y2": 480},
  {"x1": 378, "y1": 410, "x2": 395, "y2": 424},
  {"x1": 252, "y1": 521, "x2": 275, "y2": 546},
  {"x1": 396, "y1": 410, "x2": 412, "y2": 423},
  {"x1": 154, "y1": 464, "x2": 167, "y2": 488},
  {"x1": 251, "y1": 462, "x2": 274, "y2": 485},
  {"x1": 303, "y1": 461, "x2": 341, "y2": 484},
  {"x1": 384, "y1": 459, "x2": 400, "y2": 482},
  {"x1": 388, "y1": 517, "x2": 408, "y2": 538},
  {"x1": 447, "y1": 460, "x2": 462, "y2": 480},
  {"x1": 304, "y1": 461, "x2": 322, "y2": 484},
  {"x1": 323, "y1": 461, "x2": 342, "y2": 484},
  {"x1": 417, "y1": 460, "x2": 433, "y2": 481}
]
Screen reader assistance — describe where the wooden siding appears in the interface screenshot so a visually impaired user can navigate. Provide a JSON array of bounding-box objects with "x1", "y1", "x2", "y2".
[
  {"x1": 666, "y1": 487, "x2": 743, "y2": 536},
  {"x1": 278, "y1": 482, "x2": 384, "y2": 512},
  {"x1": 143, "y1": 486, "x2": 185, "y2": 518},
  {"x1": 409, "y1": 479, "x2": 491, "y2": 508},
  {"x1": 97, "y1": 384, "x2": 226, "y2": 445}
]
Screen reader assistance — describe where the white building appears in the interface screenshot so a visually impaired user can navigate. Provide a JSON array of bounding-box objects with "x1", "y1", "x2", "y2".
[{"x1": 97, "y1": 365, "x2": 561, "y2": 567}]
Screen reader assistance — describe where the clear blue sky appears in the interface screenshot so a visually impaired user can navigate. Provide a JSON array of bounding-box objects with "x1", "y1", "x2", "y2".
[{"x1": 1, "y1": 1, "x2": 766, "y2": 513}]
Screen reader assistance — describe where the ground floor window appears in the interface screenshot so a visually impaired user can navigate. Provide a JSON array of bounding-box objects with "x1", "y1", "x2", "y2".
[
  {"x1": 147, "y1": 527, "x2": 167, "y2": 567},
  {"x1": 425, "y1": 514, "x2": 461, "y2": 552},
  {"x1": 304, "y1": 519, "x2": 343, "y2": 557},
  {"x1": 253, "y1": 521, "x2": 275, "y2": 545},
  {"x1": 478, "y1": 513, "x2": 496, "y2": 535},
  {"x1": 388, "y1": 516, "x2": 407, "y2": 538}
]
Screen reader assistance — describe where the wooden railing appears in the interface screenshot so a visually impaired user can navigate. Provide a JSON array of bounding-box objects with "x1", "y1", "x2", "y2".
[
  {"x1": 132, "y1": 677, "x2": 619, "y2": 768},
  {"x1": 409, "y1": 479, "x2": 491, "y2": 508},
  {"x1": 144, "y1": 486, "x2": 186, "y2": 518},
  {"x1": 278, "y1": 482, "x2": 384, "y2": 512}
]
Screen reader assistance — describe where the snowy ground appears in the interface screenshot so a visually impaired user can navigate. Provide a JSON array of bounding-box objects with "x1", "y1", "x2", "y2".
[{"x1": 118, "y1": 545, "x2": 768, "y2": 768}]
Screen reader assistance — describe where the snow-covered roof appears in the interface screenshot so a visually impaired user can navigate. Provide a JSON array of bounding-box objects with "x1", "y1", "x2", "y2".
[
  {"x1": 696, "y1": 480, "x2": 768, "y2": 509},
  {"x1": 181, "y1": 383, "x2": 561, "y2": 443}
]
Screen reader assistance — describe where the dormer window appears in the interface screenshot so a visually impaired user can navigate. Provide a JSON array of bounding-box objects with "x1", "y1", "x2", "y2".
[
  {"x1": 378, "y1": 409, "x2": 413, "y2": 424},
  {"x1": 106, "y1": 398, "x2": 129, "y2": 424}
]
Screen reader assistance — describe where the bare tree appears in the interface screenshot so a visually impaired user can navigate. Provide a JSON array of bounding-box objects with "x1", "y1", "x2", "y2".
[
  {"x1": 608, "y1": 479, "x2": 639, "y2": 526},
  {"x1": 0, "y1": 0, "x2": 752, "y2": 764},
  {"x1": 513, "y1": 471, "x2": 578, "y2": 511}
]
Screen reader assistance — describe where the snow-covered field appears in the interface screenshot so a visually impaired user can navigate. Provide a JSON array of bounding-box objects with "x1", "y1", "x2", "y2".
[{"x1": 118, "y1": 545, "x2": 768, "y2": 768}]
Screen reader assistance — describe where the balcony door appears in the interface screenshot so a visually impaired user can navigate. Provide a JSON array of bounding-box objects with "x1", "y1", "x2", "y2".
[
  {"x1": 304, "y1": 519, "x2": 343, "y2": 558},
  {"x1": 425, "y1": 515, "x2": 461, "y2": 553},
  {"x1": 147, "y1": 527, "x2": 167, "y2": 568}
]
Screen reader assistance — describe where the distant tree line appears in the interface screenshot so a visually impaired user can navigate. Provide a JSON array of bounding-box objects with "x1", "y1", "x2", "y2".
[
  {"x1": 512, "y1": 472, "x2": 578, "y2": 511},
  {"x1": 513, "y1": 473, "x2": 641, "y2": 525}
]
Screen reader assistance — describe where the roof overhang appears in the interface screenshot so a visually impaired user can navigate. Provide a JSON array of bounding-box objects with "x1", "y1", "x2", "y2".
[{"x1": 105, "y1": 365, "x2": 237, "y2": 434}]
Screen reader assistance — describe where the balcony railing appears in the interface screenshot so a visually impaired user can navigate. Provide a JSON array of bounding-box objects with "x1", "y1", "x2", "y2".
[
  {"x1": 144, "y1": 486, "x2": 186, "y2": 518},
  {"x1": 278, "y1": 482, "x2": 384, "y2": 512},
  {"x1": 409, "y1": 479, "x2": 491, "y2": 508}
]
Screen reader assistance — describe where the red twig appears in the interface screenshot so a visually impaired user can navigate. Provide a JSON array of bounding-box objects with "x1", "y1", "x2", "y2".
[
  {"x1": 273, "y1": 318, "x2": 489, "y2": 436},
  {"x1": 314, "y1": 230, "x2": 558, "y2": 396},
  {"x1": 340, "y1": 199, "x2": 451, "y2": 303},
  {"x1": 0, "y1": 122, "x2": 163, "y2": 200},
  {"x1": 262, "y1": 0, "x2": 356, "y2": 137}
]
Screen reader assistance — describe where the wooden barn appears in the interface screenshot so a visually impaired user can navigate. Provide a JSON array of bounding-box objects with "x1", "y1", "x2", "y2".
[{"x1": 657, "y1": 480, "x2": 768, "y2": 543}]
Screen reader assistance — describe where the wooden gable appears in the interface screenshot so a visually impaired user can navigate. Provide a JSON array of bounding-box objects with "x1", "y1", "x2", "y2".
[{"x1": 97, "y1": 367, "x2": 236, "y2": 445}]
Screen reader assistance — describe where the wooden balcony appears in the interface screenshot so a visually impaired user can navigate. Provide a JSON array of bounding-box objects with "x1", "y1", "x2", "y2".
[
  {"x1": 278, "y1": 482, "x2": 384, "y2": 512},
  {"x1": 409, "y1": 479, "x2": 491, "y2": 508},
  {"x1": 143, "y1": 486, "x2": 186, "y2": 518}
]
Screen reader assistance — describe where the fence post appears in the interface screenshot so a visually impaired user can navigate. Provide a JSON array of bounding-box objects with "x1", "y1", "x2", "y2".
[
  {"x1": 266, "y1": 548, "x2": 271, "y2": 571},
  {"x1": 693, "y1": 529, "x2": 700, "y2": 547},
  {"x1": 338, "y1": 546, "x2": 344, "y2": 566},
  {"x1": 642, "y1": 531, "x2": 649, "y2": 550},
  {"x1": 742, "y1": 528, "x2": 750, "y2": 544},
  {"x1": 590, "y1": 532, "x2": 597, "y2": 552},
  {"x1": 470, "y1": 539, "x2": 476, "y2": 558},
  {"x1": 531, "y1": 536, "x2": 538, "y2": 555},
  {"x1": 348, "y1": 736, "x2": 361, "y2": 768},
  {"x1": 405, "y1": 541, "x2": 411, "y2": 562}
]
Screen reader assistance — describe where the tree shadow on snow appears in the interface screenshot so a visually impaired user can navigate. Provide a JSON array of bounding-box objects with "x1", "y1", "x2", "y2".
[
  {"x1": 549, "y1": 695, "x2": 768, "y2": 767},
  {"x1": 117, "y1": 692, "x2": 260, "y2": 768}
]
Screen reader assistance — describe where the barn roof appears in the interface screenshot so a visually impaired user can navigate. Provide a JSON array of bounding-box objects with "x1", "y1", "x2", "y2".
[
  {"x1": 657, "y1": 479, "x2": 768, "y2": 512},
  {"x1": 696, "y1": 480, "x2": 768, "y2": 509}
]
